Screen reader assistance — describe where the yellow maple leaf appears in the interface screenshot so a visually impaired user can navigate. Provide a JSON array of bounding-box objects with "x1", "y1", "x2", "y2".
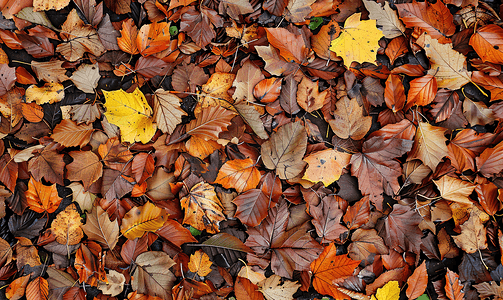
[
  {"x1": 188, "y1": 250, "x2": 213, "y2": 277},
  {"x1": 103, "y1": 88, "x2": 157, "y2": 144},
  {"x1": 330, "y1": 13, "x2": 384, "y2": 66},
  {"x1": 371, "y1": 281, "x2": 400, "y2": 300}
]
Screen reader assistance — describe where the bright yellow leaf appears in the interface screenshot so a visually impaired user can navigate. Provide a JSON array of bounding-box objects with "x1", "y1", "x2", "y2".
[
  {"x1": 371, "y1": 281, "x2": 400, "y2": 300},
  {"x1": 188, "y1": 250, "x2": 212, "y2": 277},
  {"x1": 330, "y1": 13, "x2": 384, "y2": 66},
  {"x1": 103, "y1": 88, "x2": 157, "y2": 144}
]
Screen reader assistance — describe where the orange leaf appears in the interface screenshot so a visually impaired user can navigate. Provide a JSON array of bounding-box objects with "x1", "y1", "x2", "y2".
[
  {"x1": 66, "y1": 151, "x2": 103, "y2": 190},
  {"x1": 253, "y1": 77, "x2": 282, "y2": 103},
  {"x1": 469, "y1": 24, "x2": 503, "y2": 65},
  {"x1": 265, "y1": 27, "x2": 309, "y2": 64},
  {"x1": 5, "y1": 274, "x2": 30, "y2": 300},
  {"x1": 297, "y1": 76, "x2": 328, "y2": 113},
  {"x1": 51, "y1": 204, "x2": 84, "y2": 246},
  {"x1": 405, "y1": 75, "x2": 437, "y2": 110},
  {"x1": 136, "y1": 21, "x2": 171, "y2": 57},
  {"x1": 214, "y1": 158, "x2": 260, "y2": 193},
  {"x1": 21, "y1": 102, "x2": 43, "y2": 123},
  {"x1": 235, "y1": 277, "x2": 264, "y2": 300},
  {"x1": 26, "y1": 277, "x2": 49, "y2": 300},
  {"x1": 302, "y1": 149, "x2": 352, "y2": 187},
  {"x1": 405, "y1": 261, "x2": 428, "y2": 299},
  {"x1": 385, "y1": 36, "x2": 408, "y2": 65},
  {"x1": 26, "y1": 177, "x2": 62, "y2": 214},
  {"x1": 384, "y1": 74, "x2": 406, "y2": 112},
  {"x1": 445, "y1": 269, "x2": 464, "y2": 300},
  {"x1": 51, "y1": 119, "x2": 94, "y2": 148},
  {"x1": 118, "y1": 19, "x2": 139, "y2": 55},
  {"x1": 15, "y1": 67, "x2": 36, "y2": 85},
  {"x1": 310, "y1": 243, "x2": 361, "y2": 299},
  {"x1": 188, "y1": 249, "x2": 212, "y2": 277},
  {"x1": 121, "y1": 202, "x2": 167, "y2": 240}
]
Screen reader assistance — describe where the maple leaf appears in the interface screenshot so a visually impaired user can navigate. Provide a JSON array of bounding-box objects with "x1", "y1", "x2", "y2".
[
  {"x1": 329, "y1": 96, "x2": 372, "y2": 140},
  {"x1": 82, "y1": 205, "x2": 119, "y2": 250},
  {"x1": 330, "y1": 12, "x2": 384, "y2": 66},
  {"x1": 363, "y1": 0, "x2": 405, "y2": 38},
  {"x1": 246, "y1": 199, "x2": 322, "y2": 278},
  {"x1": 103, "y1": 88, "x2": 157, "y2": 144},
  {"x1": 188, "y1": 249, "x2": 212, "y2": 277},
  {"x1": 261, "y1": 121, "x2": 307, "y2": 180},
  {"x1": 311, "y1": 243, "x2": 361, "y2": 299},
  {"x1": 308, "y1": 195, "x2": 348, "y2": 243},
  {"x1": 384, "y1": 204, "x2": 422, "y2": 255},
  {"x1": 302, "y1": 149, "x2": 351, "y2": 187},
  {"x1": 180, "y1": 182, "x2": 225, "y2": 234},
  {"x1": 474, "y1": 281, "x2": 503, "y2": 300}
]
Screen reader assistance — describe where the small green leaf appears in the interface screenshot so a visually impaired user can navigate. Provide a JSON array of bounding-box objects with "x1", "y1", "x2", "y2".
[
  {"x1": 309, "y1": 17, "x2": 323, "y2": 30},
  {"x1": 190, "y1": 226, "x2": 202, "y2": 236},
  {"x1": 169, "y1": 26, "x2": 178, "y2": 36},
  {"x1": 416, "y1": 295, "x2": 430, "y2": 300}
]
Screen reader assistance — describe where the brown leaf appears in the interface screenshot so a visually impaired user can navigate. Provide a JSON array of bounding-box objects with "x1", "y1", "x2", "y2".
[
  {"x1": 261, "y1": 121, "x2": 307, "y2": 180},
  {"x1": 408, "y1": 122, "x2": 448, "y2": 171},
  {"x1": 452, "y1": 206, "x2": 490, "y2": 253},
  {"x1": 152, "y1": 89, "x2": 187, "y2": 135},
  {"x1": 132, "y1": 251, "x2": 176, "y2": 300},
  {"x1": 51, "y1": 204, "x2": 83, "y2": 246},
  {"x1": 51, "y1": 119, "x2": 94, "y2": 148},
  {"x1": 265, "y1": 27, "x2": 309, "y2": 64},
  {"x1": 233, "y1": 60, "x2": 264, "y2": 103},
  {"x1": 82, "y1": 205, "x2": 119, "y2": 250},
  {"x1": 6, "y1": 274, "x2": 30, "y2": 300},
  {"x1": 384, "y1": 204, "x2": 422, "y2": 255},
  {"x1": 308, "y1": 195, "x2": 348, "y2": 243},
  {"x1": 296, "y1": 76, "x2": 328, "y2": 113},
  {"x1": 329, "y1": 96, "x2": 372, "y2": 140},
  {"x1": 30, "y1": 60, "x2": 69, "y2": 83},
  {"x1": 348, "y1": 228, "x2": 388, "y2": 261},
  {"x1": 180, "y1": 6, "x2": 223, "y2": 48},
  {"x1": 406, "y1": 261, "x2": 428, "y2": 299},
  {"x1": 26, "y1": 177, "x2": 62, "y2": 214},
  {"x1": 66, "y1": 151, "x2": 103, "y2": 190}
]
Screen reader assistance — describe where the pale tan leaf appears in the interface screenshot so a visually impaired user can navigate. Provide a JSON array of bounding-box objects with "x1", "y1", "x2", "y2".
[
  {"x1": 233, "y1": 60, "x2": 264, "y2": 103},
  {"x1": 152, "y1": 89, "x2": 187, "y2": 134},
  {"x1": 408, "y1": 122, "x2": 448, "y2": 171},
  {"x1": 98, "y1": 270, "x2": 125, "y2": 297},
  {"x1": 132, "y1": 251, "x2": 176, "y2": 300},
  {"x1": 452, "y1": 206, "x2": 489, "y2": 254},
  {"x1": 68, "y1": 182, "x2": 96, "y2": 212},
  {"x1": 258, "y1": 275, "x2": 300, "y2": 300},
  {"x1": 82, "y1": 205, "x2": 119, "y2": 249},
  {"x1": 463, "y1": 98, "x2": 495, "y2": 126},
  {"x1": 363, "y1": 0, "x2": 405, "y2": 38},
  {"x1": 329, "y1": 96, "x2": 372, "y2": 140},
  {"x1": 434, "y1": 176, "x2": 476, "y2": 204},
  {"x1": 70, "y1": 63, "x2": 100, "y2": 93},
  {"x1": 234, "y1": 102, "x2": 268, "y2": 139}
]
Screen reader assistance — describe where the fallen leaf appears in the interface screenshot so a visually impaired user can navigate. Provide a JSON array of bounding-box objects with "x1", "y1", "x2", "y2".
[
  {"x1": 6, "y1": 274, "x2": 30, "y2": 300},
  {"x1": 296, "y1": 76, "x2": 328, "y2": 113},
  {"x1": 452, "y1": 207, "x2": 490, "y2": 253},
  {"x1": 82, "y1": 205, "x2": 119, "y2": 250},
  {"x1": 25, "y1": 277, "x2": 49, "y2": 300},
  {"x1": 33, "y1": 0, "x2": 70, "y2": 11},
  {"x1": 70, "y1": 63, "x2": 100, "y2": 93},
  {"x1": 97, "y1": 270, "x2": 125, "y2": 297},
  {"x1": 25, "y1": 82, "x2": 64, "y2": 105},
  {"x1": 330, "y1": 12, "x2": 384, "y2": 66},
  {"x1": 132, "y1": 251, "x2": 176, "y2": 300},
  {"x1": 214, "y1": 158, "x2": 261, "y2": 193},
  {"x1": 261, "y1": 121, "x2": 307, "y2": 180},
  {"x1": 188, "y1": 249, "x2": 212, "y2": 277},
  {"x1": 121, "y1": 202, "x2": 167, "y2": 240},
  {"x1": 137, "y1": 21, "x2": 171, "y2": 57},
  {"x1": 363, "y1": 0, "x2": 405, "y2": 38},
  {"x1": 152, "y1": 89, "x2": 187, "y2": 134},
  {"x1": 26, "y1": 177, "x2": 62, "y2": 214},
  {"x1": 302, "y1": 149, "x2": 351, "y2": 187},
  {"x1": 408, "y1": 122, "x2": 448, "y2": 171},
  {"x1": 66, "y1": 151, "x2": 103, "y2": 190},
  {"x1": 371, "y1": 281, "x2": 400, "y2": 300},
  {"x1": 258, "y1": 275, "x2": 300, "y2": 300},
  {"x1": 469, "y1": 24, "x2": 503, "y2": 65},
  {"x1": 51, "y1": 119, "x2": 94, "y2": 148},
  {"x1": 406, "y1": 262, "x2": 428, "y2": 299},
  {"x1": 329, "y1": 96, "x2": 372, "y2": 140},
  {"x1": 434, "y1": 176, "x2": 476, "y2": 204},
  {"x1": 51, "y1": 204, "x2": 83, "y2": 245},
  {"x1": 445, "y1": 269, "x2": 464, "y2": 300},
  {"x1": 348, "y1": 228, "x2": 388, "y2": 261},
  {"x1": 233, "y1": 60, "x2": 264, "y2": 103},
  {"x1": 103, "y1": 88, "x2": 157, "y2": 144}
]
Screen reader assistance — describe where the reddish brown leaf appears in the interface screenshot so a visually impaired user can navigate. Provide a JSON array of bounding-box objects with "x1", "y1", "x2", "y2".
[
  {"x1": 405, "y1": 75, "x2": 437, "y2": 110},
  {"x1": 384, "y1": 74, "x2": 405, "y2": 112},
  {"x1": 469, "y1": 24, "x2": 503, "y2": 64},
  {"x1": 406, "y1": 261, "x2": 428, "y2": 299},
  {"x1": 384, "y1": 204, "x2": 422, "y2": 255},
  {"x1": 445, "y1": 269, "x2": 464, "y2": 300}
]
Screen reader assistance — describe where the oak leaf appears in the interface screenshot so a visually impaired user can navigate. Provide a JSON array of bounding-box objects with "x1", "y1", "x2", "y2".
[
  {"x1": 103, "y1": 88, "x2": 156, "y2": 144},
  {"x1": 434, "y1": 176, "x2": 476, "y2": 204},
  {"x1": 51, "y1": 204, "x2": 83, "y2": 246},
  {"x1": 261, "y1": 121, "x2": 307, "y2": 180},
  {"x1": 303, "y1": 149, "x2": 351, "y2": 187},
  {"x1": 310, "y1": 243, "x2": 361, "y2": 299},
  {"x1": 215, "y1": 158, "x2": 261, "y2": 193},
  {"x1": 329, "y1": 96, "x2": 372, "y2": 140},
  {"x1": 121, "y1": 202, "x2": 167, "y2": 240},
  {"x1": 26, "y1": 177, "x2": 62, "y2": 214},
  {"x1": 82, "y1": 205, "x2": 119, "y2": 250},
  {"x1": 180, "y1": 182, "x2": 225, "y2": 234},
  {"x1": 258, "y1": 275, "x2": 300, "y2": 300},
  {"x1": 330, "y1": 13, "x2": 384, "y2": 66},
  {"x1": 132, "y1": 251, "x2": 176, "y2": 300},
  {"x1": 188, "y1": 249, "x2": 212, "y2": 277}
]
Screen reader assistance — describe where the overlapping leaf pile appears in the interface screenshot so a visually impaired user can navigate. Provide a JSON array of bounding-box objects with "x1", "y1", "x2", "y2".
[{"x1": 0, "y1": 0, "x2": 503, "y2": 299}]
